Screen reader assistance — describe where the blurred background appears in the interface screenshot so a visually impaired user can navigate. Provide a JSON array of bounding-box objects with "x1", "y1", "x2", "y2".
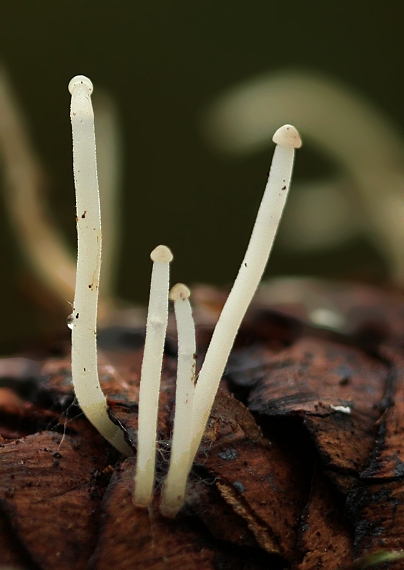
[{"x1": 0, "y1": 0, "x2": 403, "y2": 350}]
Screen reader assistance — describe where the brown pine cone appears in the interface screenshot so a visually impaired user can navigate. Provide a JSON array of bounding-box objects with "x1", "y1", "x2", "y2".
[{"x1": 1, "y1": 279, "x2": 404, "y2": 570}]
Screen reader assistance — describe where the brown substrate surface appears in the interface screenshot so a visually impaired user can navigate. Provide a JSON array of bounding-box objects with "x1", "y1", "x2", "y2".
[{"x1": 1, "y1": 279, "x2": 404, "y2": 569}]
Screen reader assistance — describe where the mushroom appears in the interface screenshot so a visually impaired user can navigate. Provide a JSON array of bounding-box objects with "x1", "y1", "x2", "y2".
[
  {"x1": 160, "y1": 124, "x2": 302, "y2": 515},
  {"x1": 68, "y1": 74, "x2": 301, "y2": 512},
  {"x1": 161, "y1": 283, "x2": 196, "y2": 516},
  {"x1": 134, "y1": 245, "x2": 173, "y2": 506},
  {"x1": 69, "y1": 75, "x2": 130, "y2": 457}
]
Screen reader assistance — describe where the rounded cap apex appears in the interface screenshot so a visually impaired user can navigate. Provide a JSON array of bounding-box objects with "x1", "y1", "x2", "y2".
[
  {"x1": 170, "y1": 283, "x2": 191, "y2": 301},
  {"x1": 68, "y1": 75, "x2": 94, "y2": 95},
  {"x1": 272, "y1": 124, "x2": 302, "y2": 148},
  {"x1": 150, "y1": 245, "x2": 173, "y2": 263}
]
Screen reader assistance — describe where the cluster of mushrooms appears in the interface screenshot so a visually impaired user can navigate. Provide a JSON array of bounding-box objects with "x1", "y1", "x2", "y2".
[{"x1": 68, "y1": 75, "x2": 301, "y2": 516}]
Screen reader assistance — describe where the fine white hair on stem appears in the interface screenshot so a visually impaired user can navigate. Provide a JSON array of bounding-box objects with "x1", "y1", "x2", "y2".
[
  {"x1": 69, "y1": 75, "x2": 131, "y2": 457},
  {"x1": 162, "y1": 125, "x2": 302, "y2": 509},
  {"x1": 134, "y1": 245, "x2": 173, "y2": 506},
  {"x1": 161, "y1": 283, "x2": 196, "y2": 517}
]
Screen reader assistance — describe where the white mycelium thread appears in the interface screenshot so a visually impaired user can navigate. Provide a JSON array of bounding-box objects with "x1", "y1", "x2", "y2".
[
  {"x1": 134, "y1": 245, "x2": 173, "y2": 506},
  {"x1": 168, "y1": 125, "x2": 301, "y2": 501},
  {"x1": 69, "y1": 75, "x2": 130, "y2": 456},
  {"x1": 161, "y1": 283, "x2": 196, "y2": 516}
]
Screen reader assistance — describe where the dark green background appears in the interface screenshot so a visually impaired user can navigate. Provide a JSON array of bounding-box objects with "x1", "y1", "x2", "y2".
[{"x1": 0, "y1": 1, "x2": 402, "y2": 348}]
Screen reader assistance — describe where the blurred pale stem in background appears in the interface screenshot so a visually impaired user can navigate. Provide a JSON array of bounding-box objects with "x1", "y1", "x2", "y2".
[
  {"x1": 0, "y1": 66, "x2": 122, "y2": 320},
  {"x1": 1, "y1": 66, "x2": 404, "y2": 327},
  {"x1": 202, "y1": 70, "x2": 404, "y2": 283}
]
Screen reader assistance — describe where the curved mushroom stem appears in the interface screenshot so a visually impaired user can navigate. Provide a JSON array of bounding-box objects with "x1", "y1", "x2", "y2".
[
  {"x1": 161, "y1": 283, "x2": 196, "y2": 517},
  {"x1": 189, "y1": 125, "x2": 301, "y2": 460},
  {"x1": 70, "y1": 75, "x2": 131, "y2": 457}
]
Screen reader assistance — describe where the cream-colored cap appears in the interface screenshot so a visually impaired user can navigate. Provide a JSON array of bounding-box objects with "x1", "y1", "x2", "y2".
[
  {"x1": 272, "y1": 124, "x2": 302, "y2": 148},
  {"x1": 150, "y1": 244, "x2": 174, "y2": 263},
  {"x1": 68, "y1": 75, "x2": 93, "y2": 95},
  {"x1": 169, "y1": 283, "x2": 191, "y2": 301}
]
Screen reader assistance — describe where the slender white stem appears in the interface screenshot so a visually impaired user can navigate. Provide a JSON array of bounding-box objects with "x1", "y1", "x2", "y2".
[
  {"x1": 134, "y1": 245, "x2": 173, "y2": 506},
  {"x1": 69, "y1": 75, "x2": 130, "y2": 457},
  {"x1": 186, "y1": 125, "x2": 301, "y2": 467},
  {"x1": 161, "y1": 283, "x2": 196, "y2": 516}
]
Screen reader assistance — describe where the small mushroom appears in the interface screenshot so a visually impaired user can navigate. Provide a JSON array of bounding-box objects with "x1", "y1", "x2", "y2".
[
  {"x1": 134, "y1": 245, "x2": 173, "y2": 506},
  {"x1": 69, "y1": 75, "x2": 130, "y2": 457}
]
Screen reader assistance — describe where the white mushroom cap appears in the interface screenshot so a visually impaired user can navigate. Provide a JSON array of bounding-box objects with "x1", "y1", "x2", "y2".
[
  {"x1": 68, "y1": 75, "x2": 93, "y2": 95},
  {"x1": 150, "y1": 244, "x2": 173, "y2": 263},
  {"x1": 272, "y1": 124, "x2": 302, "y2": 148},
  {"x1": 169, "y1": 283, "x2": 191, "y2": 301}
]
